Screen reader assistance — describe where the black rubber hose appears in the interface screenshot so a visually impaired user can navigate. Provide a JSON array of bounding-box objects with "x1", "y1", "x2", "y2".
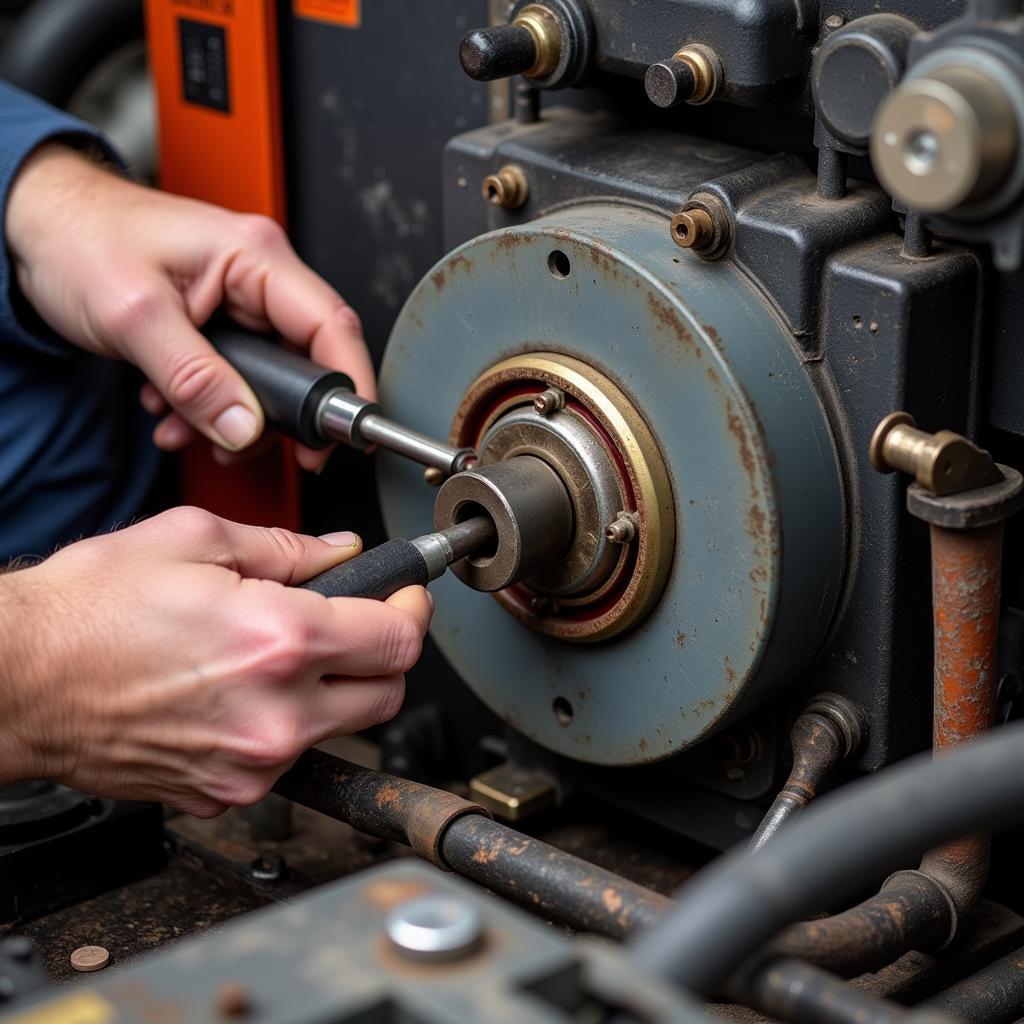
[
  {"x1": 627, "y1": 720, "x2": 1024, "y2": 995},
  {"x1": 0, "y1": 0, "x2": 143, "y2": 108}
]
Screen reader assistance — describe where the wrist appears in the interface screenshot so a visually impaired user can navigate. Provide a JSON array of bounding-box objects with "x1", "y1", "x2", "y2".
[
  {"x1": 0, "y1": 567, "x2": 52, "y2": 782},
  {"x1": 5, "y1": 143, "x2": 107, "y2": 271}
]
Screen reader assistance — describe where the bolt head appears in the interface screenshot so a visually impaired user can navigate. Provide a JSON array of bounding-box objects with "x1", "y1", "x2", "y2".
[
  {"x1": 386, "y1": 895, "x2": 484, "y2": 962},
  {"x1": 533, "y1": 387, "x2": 565, "y2": 416}
]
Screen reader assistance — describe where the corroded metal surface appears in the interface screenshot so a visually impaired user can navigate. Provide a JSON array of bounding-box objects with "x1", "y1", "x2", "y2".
[
  {"x1": 378, "y1": 204, "x2": 846, "y2": 764},
  {"x1": 273, "y1": 749, "x2": 488, "y2": 868},
  {"x1": 274, "y1": 750, "x2": 672, "y2": 941},
  {"x1": 440, "y1": 813, "x2": 674, "y2": 939}
]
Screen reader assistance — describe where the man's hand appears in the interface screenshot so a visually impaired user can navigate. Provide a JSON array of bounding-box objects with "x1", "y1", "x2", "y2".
[
  {"x1": 4, "y1": 143, "x2": 374, "y2": 470},
  {"x1": 0, "y1": 508, "x2": 431, "y2": 816}
]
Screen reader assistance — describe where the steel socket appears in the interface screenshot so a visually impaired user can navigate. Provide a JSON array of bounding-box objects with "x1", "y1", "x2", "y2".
[{"x1": 433, "y1": 456, "x2": 574, "y2": 592}]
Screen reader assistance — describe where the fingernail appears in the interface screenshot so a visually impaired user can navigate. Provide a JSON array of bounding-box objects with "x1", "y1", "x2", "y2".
[
  {"x1": 426, "y1": 588, "x2": 435, "y2": 612},
  {"x1": 213, "y1": 404, "x2": 260, "y2": 451},
  {"x1": 320, "y1": 531, "x2": 359, "y2": 547}
]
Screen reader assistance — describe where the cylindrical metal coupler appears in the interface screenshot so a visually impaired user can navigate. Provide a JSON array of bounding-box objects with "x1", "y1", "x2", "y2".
[{"x1": 433, "y1": 456, "x2": 574, "y2": 592}]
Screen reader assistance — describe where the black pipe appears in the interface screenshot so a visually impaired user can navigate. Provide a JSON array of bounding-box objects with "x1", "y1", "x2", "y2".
[
  {"x1": 627, "y1": 719, "x2": 1024, "y2": 995},
  {"x1": 0, "y1": 0, "x2": 143, "y2": 108},
  {"x1": 440, "y1": 813, "x2": 673, "y2": 939},
  {"x1": 924, "y1": 948, "x2": 1024, "y2": 1024},
  {"x1": 273, "y1": 749, "x2": 673, "y2": 940},
  {"x1": 730, "y1": 957, "x2": 956, "y2": 1024}
]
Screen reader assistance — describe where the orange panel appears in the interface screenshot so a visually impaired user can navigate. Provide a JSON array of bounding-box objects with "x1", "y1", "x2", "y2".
[
  {"x1": 144, "y1": 0, "x2": 285, "y2": 217},
  {"x1": 145, "y1": 0, "x2": 297, "y2": 528},
  {"x1": 293, "y1": 0, "x2": 361, "y2": 28}
]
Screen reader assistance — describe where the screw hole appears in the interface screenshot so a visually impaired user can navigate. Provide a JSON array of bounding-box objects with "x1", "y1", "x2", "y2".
[
  {"x1": 553, "y1": 697, "x2": 573, "y2": 727},
  {"x1": 486, "y1": 183, "x2": 499, "y2": 201},
  {"x1": 852, "y1": 315, "x2": 864, "y2": 330},
  {"x1": 548, "y1": 250, "x2": 571, "y2": 279}
]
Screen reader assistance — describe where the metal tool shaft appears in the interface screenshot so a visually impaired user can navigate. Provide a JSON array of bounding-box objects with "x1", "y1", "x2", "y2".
[
  {"x1": 320, "y1": 390, "x2": 474, "y2": 476},
  {"x1": 410, "y1": 516, "x2": 496, "y2": 581}
]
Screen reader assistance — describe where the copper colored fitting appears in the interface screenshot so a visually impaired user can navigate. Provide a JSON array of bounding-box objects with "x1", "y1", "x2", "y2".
[
  {"x1": 482, "y1": 164, "x2": 530, "y2": 210},
  {"x1": 671, "y1": 208, "x2": 714, "y2": 250}
]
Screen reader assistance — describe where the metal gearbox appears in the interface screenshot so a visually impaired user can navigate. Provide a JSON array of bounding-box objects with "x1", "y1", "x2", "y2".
[{"x1": 377, "y1": 205, "x2": 845, "y2": 766}]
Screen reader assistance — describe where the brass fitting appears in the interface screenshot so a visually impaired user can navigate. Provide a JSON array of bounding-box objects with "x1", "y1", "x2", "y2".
[
  {"x1": 423, "y1": 467, "x2": 445, "y2": 487},
  {"x1": 672, "y1": 44, "x2": 720, "y2": 105},
  {"x1": 469, "y1": 762, "x2": 557, "y2": 821},
  {"x1": 482, "y1": 164, "x2": 530, "y2": 209},
  {"x1": 869, "y1": 411, "x2": 1003, "y2": 497},
  {"x1": 513, "y1": 4, "x2": 562, "y2": 79},
  {"x1": 671, "y1": 208, "x2": 715, "y2": 250}
]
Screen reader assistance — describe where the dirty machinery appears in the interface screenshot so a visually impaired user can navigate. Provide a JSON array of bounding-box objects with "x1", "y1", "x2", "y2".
[{"x1": 10, "y1": 0, "x2": 1024, "y2": 1022}]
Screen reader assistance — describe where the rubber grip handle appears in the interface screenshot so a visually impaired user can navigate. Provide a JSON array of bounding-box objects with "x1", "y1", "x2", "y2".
[
  {"x1": 300, "y1": 539, "x2": 430, "y2": 600},
  {"x1": 208, "y1": 328, "x2": 354, "y2": 449}
]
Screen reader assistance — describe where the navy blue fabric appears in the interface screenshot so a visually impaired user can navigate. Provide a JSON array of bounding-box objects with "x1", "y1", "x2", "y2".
[{"x1": 0, "y1": 81, "x2": 160, "y2": 562}]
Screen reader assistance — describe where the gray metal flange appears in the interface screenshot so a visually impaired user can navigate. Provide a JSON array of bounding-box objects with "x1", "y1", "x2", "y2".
[{"x1": 378, "y1": 205, "x2": 846, "y2": 766}]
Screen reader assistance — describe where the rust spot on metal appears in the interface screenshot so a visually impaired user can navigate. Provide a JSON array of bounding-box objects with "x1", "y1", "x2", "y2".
[
  {"x1": 676, "y1": 631, "x2": 687, "y2": 648},
  {"x1": 431, "y1": 253, "x2": 473, "y2": 293},
  {"x1": 602, "y1": 888, "x2": 624, "y2": 914}
]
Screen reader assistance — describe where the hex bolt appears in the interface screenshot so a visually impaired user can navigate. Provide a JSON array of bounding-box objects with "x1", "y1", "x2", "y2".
[
  {"x1": 385, "y1": 895, "x2": 484, "y2": 963},
  {"x1": 870, "y1": 411, "x2": 1003, "y2": 497},
  {"x1": 482, "y1": 164, "x2": 529, "y2": 209},
  {"x1": 424, "y1": 466, "x2": 446, "y2": 487},
  {"x1": 533, "y1": 386, "x2": 566, "y2": 416},
  {"x1": 646, "y1": 45, "x2": 720, "y2": 108},
  {"x1": 606, "y1": 511, "x2": 640, "y2": 545},
  {"x1": 671, "y1": 208, "x2": 714, "y2": 250}
]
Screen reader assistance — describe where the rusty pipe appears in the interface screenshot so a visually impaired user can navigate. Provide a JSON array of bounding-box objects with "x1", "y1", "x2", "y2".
[
  {"x1": 918, "y1": 522, "x2": 1002, "y2": 920},
  {"x1": 748, "y1": 509, "x2": 1006, "y2": 980},
  {"x1": 730, "y1": 956, "x2": 958, "y2": 1024},
  {"x1": 273, "y1": 748, "x2": 673, "y2": 940}
]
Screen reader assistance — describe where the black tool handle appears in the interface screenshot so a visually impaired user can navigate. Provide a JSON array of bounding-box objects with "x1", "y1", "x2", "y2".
[
  {"x1": 300, "y1": 539, "x2": 430, "y2": 600},
  {"x1": 208, "y1": 328, "x2": 354, "y2": 449}
]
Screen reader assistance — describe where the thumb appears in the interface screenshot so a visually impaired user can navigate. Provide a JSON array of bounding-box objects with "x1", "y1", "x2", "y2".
[
  {"x1": 213, "y1": 521, "x2": 364, "y2": 584},
  {"x1": 125, "y1": 297, "x2": 265, "y2": 451}
]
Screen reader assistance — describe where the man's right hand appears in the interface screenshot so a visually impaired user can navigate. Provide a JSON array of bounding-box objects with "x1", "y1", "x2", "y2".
[{"x1": 0, "y1": 507, "x2": 432, "y2": 817}]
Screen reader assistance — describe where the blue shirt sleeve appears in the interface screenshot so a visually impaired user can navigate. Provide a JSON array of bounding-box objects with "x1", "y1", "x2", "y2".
[
  {"x1": 0, "y1": 81, "x2": 160, "y2": 562},
  {"x1": 0, "y1": 80, "x2": 126, "y2": 356}
]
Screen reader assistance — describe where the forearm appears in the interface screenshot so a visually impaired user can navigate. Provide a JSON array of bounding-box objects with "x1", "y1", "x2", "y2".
[{"x1": 0, "y1": 566, "x2": 49, "y2": 783}]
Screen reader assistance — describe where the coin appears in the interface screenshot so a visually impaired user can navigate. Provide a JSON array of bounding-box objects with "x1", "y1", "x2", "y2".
[{"x1": 70, "y1": 945, "x2": 109, "y2": 972}]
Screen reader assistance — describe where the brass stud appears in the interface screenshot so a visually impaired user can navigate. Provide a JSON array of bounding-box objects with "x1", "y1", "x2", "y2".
[
  {"x1": 870, "y1": 411, "x2": 1003, "y2": 496},
  {"x1": 424, "y1": 467, "x2": 446, "y2": 487},
  {"x1": 671, "y1": 208, "x2": 714, "y2": 250},
  {"x1": 482, "y1": 164, "x2": 530, "y2": 209}
]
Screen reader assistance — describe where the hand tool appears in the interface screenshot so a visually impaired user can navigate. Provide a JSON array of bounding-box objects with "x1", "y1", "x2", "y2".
[
  {"x1": 301, "y1": 516, "x2": 496, "y2": 600},
  {"x1": 208, "y1": 325, "x2": 476, "y2": 477}
]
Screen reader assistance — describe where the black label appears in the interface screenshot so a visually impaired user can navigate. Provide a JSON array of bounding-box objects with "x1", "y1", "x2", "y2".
[{"x1": 179, "y1": 18, "x2": 230, "y2": 113}]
